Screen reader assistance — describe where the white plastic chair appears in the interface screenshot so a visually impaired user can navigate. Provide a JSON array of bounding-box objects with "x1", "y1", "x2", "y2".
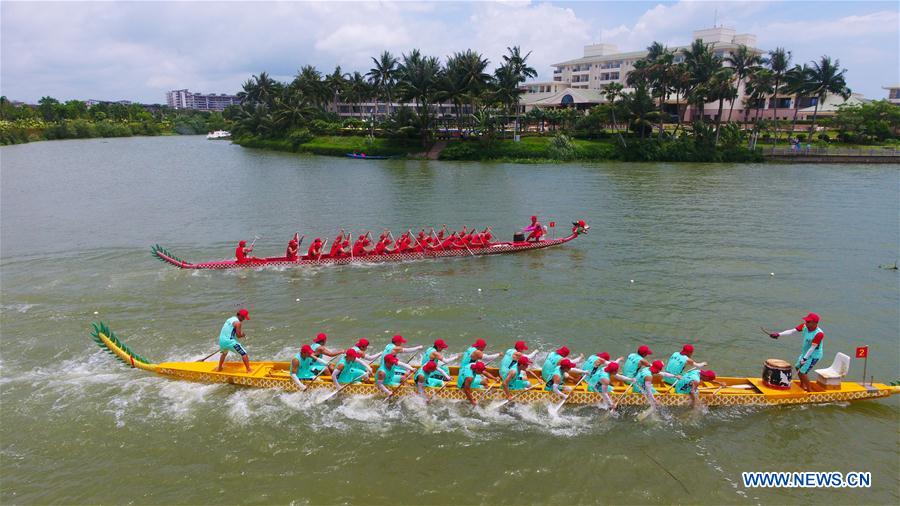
[{"x1": 815, "y1": 352, "x2": 851, "y2": 389}]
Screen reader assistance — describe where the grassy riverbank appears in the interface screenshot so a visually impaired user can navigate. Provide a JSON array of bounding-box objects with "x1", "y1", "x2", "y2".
[{"x1": 233, "y1": 135, "x2": 421, "y2": 157}]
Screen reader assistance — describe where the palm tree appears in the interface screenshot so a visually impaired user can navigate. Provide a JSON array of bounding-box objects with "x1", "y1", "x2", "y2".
[
  {"x1": 767, "y1": 47, "x2": 792, "y2": 142},
  {"x1": 397, "y1": 50, "x2": 443, "y2": 145},
  {"x1": 292, "y1": 65, "x2": 328, "y2": 110},
  {"x1": 502, "y1": 46, "x2": 537, "y2": 137},
  {"x1": 804, "y1": 56, "x2": 850, "y2": 135},
  {"x1": 724, "y1": 45, "x2": 763, "y2": 122},
  {"x1": 238, "y1": 72, "x2": 281, "y2": 107},
  {"x1": 707, "y1": 67, "x2": 737, "y2": 143},
  {"x1": 324, "y1": 66, "x2": 347, "y2": 114},
  {"x1": 645, "y1": 42, "x2": 674, "y2": 139},
  {"x1": 456, "y1": 50, "x2": 491, "y2": 122},
  {"x1": 782, "y1": 64, "x2": 811, "y2": 138},
  {"x1": 367, "y1": 51, "x2": 398, "y2": 119},
  {"x1": 440, "y1": 54, "x2": 468, "y2": 134},
  {"x1": 621, "y1": 82, "x2": 659, "y2": 140},
  {"x1": 682, "y1": 39, "x2": 723, "y2": 122},
  {"x1": 492, "y1": 64, "x2": 524, "y2": 137},
  {"x1": 603, "y1": 82, "x2": 625, "y2": 147},
  {"x1": 744, "y1": 68, "x2": 774, "y2": 147},
  {"x1": 670, "y1": 63, "x2": 692, "y2": 135}
]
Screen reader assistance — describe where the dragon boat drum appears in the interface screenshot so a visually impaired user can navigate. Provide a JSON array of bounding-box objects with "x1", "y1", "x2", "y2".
[
  {"x1": 762, "y1": 358, "x2": 793, "y2": 389},
  {"x1": 513, "y1": 232, "x2": 526, "y2": 242}
]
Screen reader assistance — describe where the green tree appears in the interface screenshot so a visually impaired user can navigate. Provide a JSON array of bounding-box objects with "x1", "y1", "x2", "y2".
[
  {"x1": 767, "y1": 47, "x2": 792, "y2": 142},
  {"x1": 804, "y1": 56, "x2": 850, "y2": 135},
  {"x1": 603, "y1": 82, "x2": 626, "y2": 146},
  {"x1": 682, "y1": 39, "x2": 722, "y2": 122},
  {"x1": 367, "y1": 51, "x2": 399, "y2": 119},
  {"x1": 38, "y1": 96, "x2": 60, "y2": 121},
  {"x1": 724, "y1": 45, "x2": 763, "y2": 122}
]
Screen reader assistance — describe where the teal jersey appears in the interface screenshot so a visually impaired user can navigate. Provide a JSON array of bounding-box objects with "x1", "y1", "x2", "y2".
[
  {"x1": 336, "y1": 358, "x2": 364, "y2": 384},
  {"x1": 457, "y1": 365, "x2": 484, "y2": 389},
  {"x1": 308, "y1": 343, "x2": 326, "y2": 373},
  {"x1": 587, "y1": 369, "x2": 611, "y2": 393},
  {"x1": 674, "y1": 369, "x2": 701, "y2": 394},
  {"x1": 499, "y1": 348, "x2": 516, "y2": 379},
  {"x1": 506, "y1": 362, "x2": 530, "y2": 390},
  {"x1": 622, "y1": 353, "x2": 643, "y2": 378},
  {"x1": 415, "y1": 362, "x2": 446, "y2": 388},
  {"x1": 582, "y1": 354, "x2": 601, "y2": 375},
  {"x1": 632, "y1": 366, "x2": 655, "y2": 394},
  {"x1": 460, "y1": 346, "x2": 477, "y2": 370},
  {"x1": 218, "y1": 316, "x2": 239, "y2": 346},
  {"x1": 378, "y1": 343, "x2": 397, "y2": 371},
  {"x1": 541, "y1": 352, "x2": 562, "y2": 382},
  {"x1": 291, "y1": 353, "x2": 319, "y2": 380},
  {"x1": 800, "y1": 325, "x2": 824, "y2": 361},
  {"x1": 377, "y1": 363, "x2": 405, "y2": 387},
  {"x1": 544, "y1": 365, "x2": 563, "y2": 391},
  {"x1": 664, "y1": 352, "x2": 689, "y2": 385}
]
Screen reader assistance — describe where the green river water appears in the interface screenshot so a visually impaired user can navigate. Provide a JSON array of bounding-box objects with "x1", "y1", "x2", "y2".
[{"x1": 1, "y1": 136, "x2": 898, "y2": 505}]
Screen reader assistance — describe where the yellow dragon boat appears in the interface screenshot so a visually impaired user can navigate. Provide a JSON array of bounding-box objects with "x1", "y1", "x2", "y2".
[{"x1": 91, "y1": 322, "x2": 899, "y2": 407}]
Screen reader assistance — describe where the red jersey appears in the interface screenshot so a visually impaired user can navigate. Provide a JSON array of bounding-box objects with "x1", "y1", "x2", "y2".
[{"x1": 235, "y1": 245, "x2": 247, "y2": 263}]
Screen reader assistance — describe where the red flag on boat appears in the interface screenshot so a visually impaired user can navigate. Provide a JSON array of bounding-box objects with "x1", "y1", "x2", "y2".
[
  {"x1": 855, "y1": 346, "x2": 868, "y2": 359},
  {"x1": 549, "y1": 221, "x2": 555, "y2": 227}
]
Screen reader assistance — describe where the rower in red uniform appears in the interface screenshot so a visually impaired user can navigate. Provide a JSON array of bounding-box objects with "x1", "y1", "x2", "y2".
[
  {"x1": 235, "y1": 240, "x2": 261, "y2": 263},
  {"x1": 373, "y1": 235, "x2": 390, "y2": 255},
  {"x1": 352, "y1": 234, "x2": 370, "y2": 257},
  {"x1": 306, "y1": 238, "x2": 324, "y2": 258},
  {"x1": 328, "y1": 231, "x2": 345, "y2": 258},
  {"x1": 285, "y1": 234, "x2": 300, "y2": 261},
  {"x1": 524, "y1": 216, "x2": 545, "y2": 242}
]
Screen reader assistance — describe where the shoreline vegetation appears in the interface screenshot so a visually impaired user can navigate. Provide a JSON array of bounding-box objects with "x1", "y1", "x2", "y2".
[{"x1": 5, "y1": 42, "x2": 898, "y2": 162}]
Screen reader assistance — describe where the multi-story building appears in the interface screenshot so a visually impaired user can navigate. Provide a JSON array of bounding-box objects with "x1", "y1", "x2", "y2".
[
  {"x1": 165, "y1": 89, "x2": 240, "y2": 111},
  {"x1": 884, "y1": 85, "x2": 900, "y2": 105},
  {"x1": 520, "y1": 26, "x2": 844, "y2": 122}
]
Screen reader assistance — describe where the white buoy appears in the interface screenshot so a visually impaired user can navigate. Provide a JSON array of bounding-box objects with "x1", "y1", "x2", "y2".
[
  {"x1": 477, "y1": 288, "x2": 482, "y2": 292},
  {"x1": 630, "y1": 279, "x2": 634, "y2": 283},
  {"x1": 93, "y1": 311, "x2": 99, "y2": 314},
  {"x1": 770, "y1": 272, "x2": 775, "y2": 276},
  {"x1": 296, "y1": 298, "x2": 301, "y2": 302}
]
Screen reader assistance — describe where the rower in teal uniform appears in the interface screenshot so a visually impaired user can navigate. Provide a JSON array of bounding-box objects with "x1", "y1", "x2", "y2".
[
  {"x1": 622, "y1": 345, "x2": 653, "y2": 378},
  {"x1": 632, "y1": 360, "x2": 680, "y2": 409},
  {"x1": 499, "y1": 340, "x2": 538, "y2": 380},
  {"x1": 582, "y1": 351, "x2": 622, "y2": 378},
  {"x1": 421, "y1": 339, "x2": 458, "y2": 376},
  {"x1": 587, "y1": 362, "x2": 632, "y2": 412},
  {"x1": 502, "y1": 356, "x2": 535, "y2": 400},
  {"x1": 414, "y1": 360, "x2": 452, "y2": 398},
  {"x1": 214, "y1": 308, "x2": 253, "y2": 374},
  {"x1": 769, "y1": 312, "x2": 825, "y2": 392},
  {"x1": 331, "y1": 348, "x2": 373, "y2": 387},
  {"x1": 459, "y1": 361, "x2": 499, "y2": 406},
  {"x1": 348, "y1": 338, "x2": 380, "y2": 376},
  {"x1": 545, "y1": 358, "x2": 577, "y2": 399},
  {"x1": 460, "y1": 339, "x2": 499, "y2": 371},
  {"x1": 542, "y1": 346, "x2": 581, "y2": 382},
  {"x1": 663, "y1": 344, "x2": 707, "y2": 385},
  {"x1": 308, "y1": 333, "x2": 341, "y2": 376},
  {"x1": 377, "y1": 334, "x2": 423, "y2": 371},
  {"x1": 375, "y1": 353, "x2": 415, "y2": 395},
  {"x1": 673, "y1": 369, "x2": 723, "y2": 408},
  {"x1": 289, "y1": 344, "x2": 331, "y2": 390}
]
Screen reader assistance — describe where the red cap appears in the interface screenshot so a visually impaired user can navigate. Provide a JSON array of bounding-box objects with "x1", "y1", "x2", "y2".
[
  {"x1": 638, "y1": 345, "x2": 652, "y2": 356},
  {"x1": 345, "y1": 348, "x2": 359, "y2": 360},
  {"x1": 559, "y1": 359, "x2": 576, "y2": 369},
  {"x1": 473, "y1": 339, "x2": 487, "y2": 349},
  {"x1": 392, "y1": 334, "x2": 407, "y2": 345},
  {"x1": 517, "y1": 356, "x2": 531, "y2": 367},
  {"x1": 384, "y1": 353, "x2": 399, "y2": 365},
  {"x1": 237, "y1": 308, "x2": 250, "y2": 320},
  {"x1": 604, "y1": 362, "x2": 619, "y2": 373},
  {"x1": 598, "y1": 352, "x2": 611, "y2": 361},
  {"x1": 682, "y1": 344, "x2": 694, "y2": 354},
  {"x1": 300, "y1": 345, "x2": 314, "y2": 355},
  {"x1": 423, "y1": 361, "x2": 437, "y2": 373},
  {"x1": 531, "y1": 215, "x2": 537, "y2": 221},
  {"x1": 803, "y1": 312, "x2": 820, "y2": 324},
  {"x1": 577, "y1": 220, "x2": 586, "y2": 227},
  {"x1": 650, "y1": 360, "x2": 664, "y2": 373},
  {"x1": 434, "y1": 339, "x2": 448, "y2": 350},
  {"x1": 356, "y1": 338, "x2": 369, "y2": 348},
  {"x1": 557, "y1": 346, "x2": 570, "y2": 357},
  {"x1": 514, "y1": 340, "x2": 528, "y2": 352},
  {"x1": 314, "y1": 332, "x2": 327, "y2": 343},
  {"x1": 239, "y1": 240, "x2": 246, "y2": 246},
  {"x1": 472, "y1": 361, "x2": 486, "y2": 373},
  {"x1": 700, "y1": 370, "x2": 716, "y2": 381}
]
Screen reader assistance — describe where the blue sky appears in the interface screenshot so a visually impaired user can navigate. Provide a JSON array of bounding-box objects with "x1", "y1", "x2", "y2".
[{"x1": 1, "y1": 1, "x2": 897, "y2": 104}]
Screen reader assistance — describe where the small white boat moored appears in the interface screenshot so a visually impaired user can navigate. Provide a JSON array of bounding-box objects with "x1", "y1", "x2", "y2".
[{"x1": 206, "y1": 130, "x2": 231, "y2": 139}]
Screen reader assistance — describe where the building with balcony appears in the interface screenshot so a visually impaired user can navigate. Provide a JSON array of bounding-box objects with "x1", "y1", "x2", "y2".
[
  {"x1": 165, "y1": 89, "x2": 240, "y2": 111},
  {"x1": 520, "y1": 26, "x2": 842, "y2": 122}
]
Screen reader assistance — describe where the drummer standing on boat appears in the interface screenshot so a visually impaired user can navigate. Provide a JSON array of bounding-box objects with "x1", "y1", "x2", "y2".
[
  {"x1": 214, "y1": 309, "x2": 252, "y2": 373},
  {"x1": 769, "y1": 312, "x2": 824, "y2": 392}
]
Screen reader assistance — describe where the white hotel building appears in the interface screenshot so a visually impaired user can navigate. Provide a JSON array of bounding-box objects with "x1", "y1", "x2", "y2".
[{"x1": 521, "y1": 26, "x2": 821, "y2": 122}]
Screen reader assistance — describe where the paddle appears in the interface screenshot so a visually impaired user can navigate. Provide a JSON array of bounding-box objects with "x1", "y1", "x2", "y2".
[
  {"x1": 317, "y1": 372, "x2": 368, "y2": 403},
  {"x1": 549, "y1": 371, "x2": 588, "y2": 415},
  {"x1": 491, "y1": 369, "x2": 544, "y2": 410}
]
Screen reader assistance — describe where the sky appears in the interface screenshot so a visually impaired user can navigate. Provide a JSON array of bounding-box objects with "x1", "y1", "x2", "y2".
[{"x1": 1, "y1": 0, "x2": 898, "y2": 104}]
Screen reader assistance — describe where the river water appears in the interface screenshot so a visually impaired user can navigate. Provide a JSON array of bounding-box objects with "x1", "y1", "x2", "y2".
[{"x1": 1, "y1": 136, "x2": 898, "y2": 504}]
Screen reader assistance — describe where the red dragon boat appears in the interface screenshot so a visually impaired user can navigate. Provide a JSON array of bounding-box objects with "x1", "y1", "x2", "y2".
[{"x1": 151, "y1": 221, "x2": 589, "y2": 270}]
